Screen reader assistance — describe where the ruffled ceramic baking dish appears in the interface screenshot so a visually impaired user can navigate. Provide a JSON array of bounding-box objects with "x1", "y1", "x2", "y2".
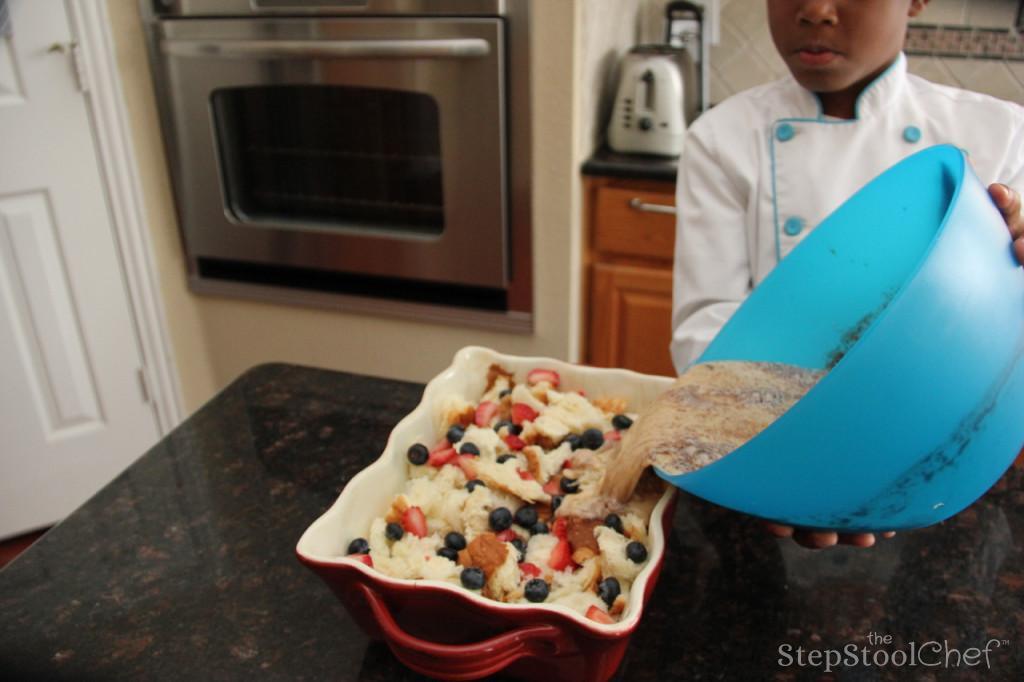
[{"x1": 296, "y1": 346, "x2": 677, "y2": 681}]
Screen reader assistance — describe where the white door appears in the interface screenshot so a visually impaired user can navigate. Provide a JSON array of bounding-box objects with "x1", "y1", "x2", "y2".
[{"x1": 0, "y1": 0, "x2": 160, "y2": 539}]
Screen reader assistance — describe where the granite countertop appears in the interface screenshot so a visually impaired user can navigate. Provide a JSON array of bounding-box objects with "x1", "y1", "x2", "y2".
[
  {"x1": 582, "y1": 145, "x2": 678, "y2": 183},
  {"x1": 2, "y1": 363, "x2": 1022, "y2": 679}
]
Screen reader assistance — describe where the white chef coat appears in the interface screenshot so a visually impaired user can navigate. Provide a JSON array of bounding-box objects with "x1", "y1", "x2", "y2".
[{"x1": 671, "y1": 53, "x2": 1024, "y2": 371}]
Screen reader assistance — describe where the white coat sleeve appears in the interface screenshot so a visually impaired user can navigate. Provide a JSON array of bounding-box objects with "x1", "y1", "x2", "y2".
[
  {"x1": 670, "y1": 120, "x2": 752, "y2": 372},
  {"x1": 1000, "y1": 117, "x2": 1024, "y2": 197}
]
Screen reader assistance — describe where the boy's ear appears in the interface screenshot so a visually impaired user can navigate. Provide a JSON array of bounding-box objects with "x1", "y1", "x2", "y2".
[{"x1": 908, "y1": 0, "x2": 929, "y2": 18}]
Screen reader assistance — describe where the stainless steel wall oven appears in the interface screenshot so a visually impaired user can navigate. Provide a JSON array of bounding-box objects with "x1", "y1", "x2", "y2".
[{"x1": 142, "y1": 0, "x2": 531, "y2": 329}]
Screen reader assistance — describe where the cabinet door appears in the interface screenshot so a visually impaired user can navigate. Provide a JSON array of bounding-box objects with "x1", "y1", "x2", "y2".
[
  {"x1": 588, "y1": 263, "x2": 675, "y2": 377},
  {"x1": 592, "y1": 186, "x2": 676, "y2": 263}
]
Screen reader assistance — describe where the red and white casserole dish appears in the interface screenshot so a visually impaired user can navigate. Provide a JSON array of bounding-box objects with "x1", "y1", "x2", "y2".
[{"x1": 296, "y1": 346, "x2": 678, "y2": 681}]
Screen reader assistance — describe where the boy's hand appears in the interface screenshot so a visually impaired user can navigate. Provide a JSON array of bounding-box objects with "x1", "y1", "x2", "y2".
[
  {"x1": 988, "y1": 183, "x2": 1024, "y2": 265},
  {"x1": 764, "y1": 522, "x2": 895, "y2": 549}
]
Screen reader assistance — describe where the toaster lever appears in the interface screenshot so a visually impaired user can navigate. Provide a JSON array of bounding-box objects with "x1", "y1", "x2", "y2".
[{"x1": 641, "y1": 69, "x2": 655, "y2": 110}]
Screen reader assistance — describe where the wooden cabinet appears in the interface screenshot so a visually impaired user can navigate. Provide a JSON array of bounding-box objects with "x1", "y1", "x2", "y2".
[{"x1": 584, "y1": 175, "x2": 677, "y2": 376}]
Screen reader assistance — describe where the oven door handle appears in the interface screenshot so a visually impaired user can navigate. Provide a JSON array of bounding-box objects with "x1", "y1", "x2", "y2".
[{"x1": 160, "y1": 38, "x2": 491, "y2": 60}]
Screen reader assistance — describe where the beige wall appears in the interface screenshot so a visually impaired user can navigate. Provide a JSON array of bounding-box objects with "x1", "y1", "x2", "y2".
[{"x1": 107, "y1": 1, "x2": 592, "y2": 413}]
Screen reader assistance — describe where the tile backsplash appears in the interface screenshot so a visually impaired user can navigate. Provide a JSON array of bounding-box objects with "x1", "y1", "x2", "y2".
[{"x1": 701, "y1": 0, "x2": 1024, "y2": 105}]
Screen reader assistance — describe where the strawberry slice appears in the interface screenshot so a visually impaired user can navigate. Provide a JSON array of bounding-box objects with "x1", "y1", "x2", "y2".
[
  {"x1": 517, "y1": 469, "x2": 534, "y2": 481},
  {"x1": 474, "y1": 400, "x2": 499, "y2": 427},
  {"x1": 561, "y1": 459, "x2": 573, "y2": 470},
  {"x1": 604, "y1": 430, "x2": 621, "y2": 442},
  {"x1": 519, "y1": 562, "x2": 541, "y2": 578},
  {"x1": 504, "y1": 434, "x2": 526, "y2": 451},
  {"x1": 429, "y1": 438, "x2": 451, "y2": 454},
  {"x1": 551, "y1": 517, "x2": 568, "y2": 538},
  {"x1": 428, "y1": 447, "x2": 457, "y2": 467},
  {"x1": 495, "y1": 529, "x2": 518, "y2": 543},
  {"x1": 350, "y1": 553, "x2": 373, "y2": 567},
  {"x1": 543, "y1": 477, "x2": 562, "y2": 496},
  {"x1": 526, "y1": 368, "x2": 560, "y2": 388},
  {"x1": 511, "y1": 403, "x2": 539, "y2": 425},
  {"x1": 455, "y1": 454, "x2": 478, "y2": 479},
  {"x1": 548, "y1": 537, "x2": 572, "y2": 571},
  {"x1": 586, "y1": 605, "x2": 615, "y2": 624},
  {"x1": 402, "y1": 506, "x2": 428, "y2": 538}
]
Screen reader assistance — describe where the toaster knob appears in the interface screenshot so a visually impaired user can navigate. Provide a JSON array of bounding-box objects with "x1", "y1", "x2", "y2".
[{"x1": 638, "y1": 117, "x2": 653, "y2": 131}]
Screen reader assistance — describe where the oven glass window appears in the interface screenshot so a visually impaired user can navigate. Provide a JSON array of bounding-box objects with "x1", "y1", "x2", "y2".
[{"x1": 211, "y1": 85, "x2": 444, "y2": 236}]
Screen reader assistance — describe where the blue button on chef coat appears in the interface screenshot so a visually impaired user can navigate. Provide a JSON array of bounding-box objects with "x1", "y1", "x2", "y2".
[
  {"x1": 776, "y1": 123, "x2": 796, "y2": 142},
  {"x1": 783, "y1": 217, "x2": 805, "y2": 236}
]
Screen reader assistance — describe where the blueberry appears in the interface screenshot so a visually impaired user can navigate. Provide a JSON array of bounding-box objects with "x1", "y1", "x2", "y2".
[
  {"x1": 513, "y1": 506, "x2": 538, "y2": 528},
  {"x1": 494, "y1": 420, "x2": 522, "y2": 436},
  {"x1": 460, "y1": 567, "x2": 485, "y2": 590},
  {"x1": 446, "y1": 424, "x2": 466, "y2": 444},
  {"x1": 499, "y1": 388, "x2": 512, "y2": 399},
  {"x1": 511, "y1": 538, "x2": 526, "y2": 563},
  {"x1": 581, "y1": 428, "x2": 604, "y2": 450},
  {"x1": 564, "y1": 434, "x2": 583, "y2": 450},
  {"x1": 611, "y1": 414, "x2": 633, "y2": 430},
  {"x1": 530, "y1": 521, "x2": 549, "y2": 535},
  {"x1": 459, "y1": 442, "x2": 480, "y2": 456},
  {"x1": 445, "y1": 531, "x2": 467, "y2": 551},
  {"x1": 407, "y1": 443, "x2": 429, "y2": 465},
  {"x1": 466, "y1": 479, "x2": 486, "y2": 493},
  {"x1": 551, "y1": 495, "x2": 564, "y2": 513},
  {"x1": 498, "y1": 422, "x2": 523, "y2": 436},
  {"x1": 346, "y1": 538, "x2": 369, "y2": 555},
  {"x1": 437, "y1": 547, "x2": 459, "y2": 562},
  {"x1": 524, "y1": 578, "x2": 549, "y2": 603},
  {"x1": 560, "y1": 477, "x2": 580, "y2": 494},
  {"x1": 598, "y1": 577, "x2": 621, "y2": 607},
  {"x1": 496, "y1": 454, "x2": 517, "y2": 464},
  {"x1": 385, "y1": 522, "x2": 404, "y2": 541},
  {"x1": 626, "y1": 541, "x2": 648, "y2": 563},
  {"x1": 604, "y1": 513, "x2": 625, "y2": 535},
  {"x1": 489, "y1": 507, "x2": 513, "y2": 532}
]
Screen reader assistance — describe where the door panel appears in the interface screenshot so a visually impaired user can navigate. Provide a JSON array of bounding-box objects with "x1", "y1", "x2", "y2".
[
  {"x1": 0, "y1": 192, "x2": 103, "y2": 432},
  {"x1": 588, "y1": 263, "x2": 676, "y2": 377}
]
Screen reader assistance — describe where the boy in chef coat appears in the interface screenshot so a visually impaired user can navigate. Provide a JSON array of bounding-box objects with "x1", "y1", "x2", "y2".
[{"x1": 671, "y1": 0, "x2": 1024, "y2": 548}]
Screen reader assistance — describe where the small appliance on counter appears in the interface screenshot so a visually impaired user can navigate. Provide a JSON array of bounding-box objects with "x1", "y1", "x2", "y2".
[{"x1": 607, "y1": 44, "x2": 689, "y2": 157}]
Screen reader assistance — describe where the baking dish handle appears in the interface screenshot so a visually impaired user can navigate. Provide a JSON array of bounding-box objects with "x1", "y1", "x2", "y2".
[{"x1": 357, "y1": 583, "x2": 568, "y2": 679}]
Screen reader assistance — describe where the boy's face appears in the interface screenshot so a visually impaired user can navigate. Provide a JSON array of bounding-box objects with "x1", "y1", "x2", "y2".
[{"x1": 767, "y1": 0, "x2": 928, "y2": 108}]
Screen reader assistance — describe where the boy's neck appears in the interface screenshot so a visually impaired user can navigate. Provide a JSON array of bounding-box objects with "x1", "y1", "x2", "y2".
[
  {"x1": 813, "y1": 55, "x2": 901, "y2": 120},
  {"x1": 816, "y1": 90, "x2": 858, "y2": 120}
]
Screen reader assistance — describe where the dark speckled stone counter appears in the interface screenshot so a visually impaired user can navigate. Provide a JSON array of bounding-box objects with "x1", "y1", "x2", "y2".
[{"x1": 2, "y1": 363, "x2": 1022, "y2": 680}]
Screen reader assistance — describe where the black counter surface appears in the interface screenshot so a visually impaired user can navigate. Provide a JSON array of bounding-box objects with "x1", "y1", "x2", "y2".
[
  {"x1": 582, "y1": 145, "x2": 678, "y2": 183},
  {"x1": 1, "y1": 363, "x2": 1022, "y2": 680}
]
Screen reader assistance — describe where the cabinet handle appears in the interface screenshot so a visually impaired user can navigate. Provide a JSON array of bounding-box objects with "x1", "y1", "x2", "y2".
[{"x1": 628, "y1": 197, "x2": 676, "y2": 215}]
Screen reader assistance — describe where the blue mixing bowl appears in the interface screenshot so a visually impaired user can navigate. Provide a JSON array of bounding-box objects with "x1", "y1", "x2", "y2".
[{"x1": 658, "y1": 144, "x2": 1024, "y2": 532}]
